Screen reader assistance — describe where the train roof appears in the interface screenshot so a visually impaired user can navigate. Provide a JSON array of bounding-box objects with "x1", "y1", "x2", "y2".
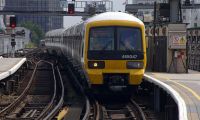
[
  {"x1": 86, "y1": 12, "x2": 144, "y2": 25},
  {"x1": 45, "y1": 28, "x2": 66, "y2": 37},
  {"x1": 45, "y1": 12, "x2": 144, "y2": 37}
]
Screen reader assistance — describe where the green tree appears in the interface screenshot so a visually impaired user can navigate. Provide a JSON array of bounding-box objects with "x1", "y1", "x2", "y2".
[{"x1": 20, "y1": 21, "x2": 44, "y2": 46}]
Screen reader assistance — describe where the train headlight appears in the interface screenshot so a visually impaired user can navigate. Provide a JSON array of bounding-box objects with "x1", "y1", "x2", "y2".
[
  {"x1": 127, "y1": 61, "x2": 143, "y2": 69},
  {"x1": 88, "y1": 61, "x2": 105, "y2": 69},
  {"x1": 93, "y1": 62, "x2": 98, "y2": 67}
]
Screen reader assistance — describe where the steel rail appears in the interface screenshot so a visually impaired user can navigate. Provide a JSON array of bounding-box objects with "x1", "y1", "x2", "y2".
[
  {"x1": 25, "y1": 48, "x2": 40, "y2": 58},
  {"x1": 26, "y1": 60, "x2": 36, "y2": 69},
  {"x1": 85, "y1": 96, "x2": 100, "y2": 120},
  {"x1": 65, "y1": 65, "x2": 91, "y2": 120},
  {"x1": 82, "y1": 97, "x2": 91, "y2": 120},
  {"x1": 130, "y1": 99, "x2": 147, "y2": 120},
  {"x1": 0, "y1": 61, "x2": 37, "y2": 117},
  {"x1": 94, "y1": 100, "x2": 100, "y2": 120},
  {"x1": 43, "y1": 66, "x2": 65, "y2": 120},
  {"x1": 36, "y1": 60, "x2": 57, "y2": 120}
]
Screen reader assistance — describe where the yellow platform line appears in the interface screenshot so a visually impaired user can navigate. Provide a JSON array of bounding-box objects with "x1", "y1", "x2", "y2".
[
  {"x1": 153, "y1": 74, "x2": 200, "y2": 101},
  {"x1": 56, "y1": 106, "x2": 69, "y2": 120}
]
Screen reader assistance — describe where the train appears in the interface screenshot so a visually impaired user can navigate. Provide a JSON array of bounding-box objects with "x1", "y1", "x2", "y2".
[{"x1": 44, "y1": 12, "x2": 146, "y2": 90}]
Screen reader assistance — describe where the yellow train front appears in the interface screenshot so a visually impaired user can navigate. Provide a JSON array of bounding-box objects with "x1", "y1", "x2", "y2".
[
  {"x1": 83, "y1": 12, "x2": 146, "y2": 88},
  {"x1": 45, "y1": 12, "x2": 146, "y2": 89}
]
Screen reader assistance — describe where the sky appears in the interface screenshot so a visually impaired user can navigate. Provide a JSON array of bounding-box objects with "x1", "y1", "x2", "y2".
[{"x1": 63, "y1": 0, "x2": 126, "y2": 28}]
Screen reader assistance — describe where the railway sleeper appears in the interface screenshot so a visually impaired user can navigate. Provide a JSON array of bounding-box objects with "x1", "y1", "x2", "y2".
[
  {"x1": 101, "y1": 104, "x2": 140, "y2": 120},
  {"x1": 21, "y1": 109, "x2": 40, "y2": 118},
  {"x1": 24, "y1": 106, "x2": 45, "y2": 111},
  {"x1": 6, "y1": 102, "x2": 26, "y2": 118}
]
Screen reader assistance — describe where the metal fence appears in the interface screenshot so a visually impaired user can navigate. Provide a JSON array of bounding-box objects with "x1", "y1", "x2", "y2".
[
  {"x1": 187, "y1": 28, "x2": 200, "y2": 71},
  {"x1": 146, "y1": 36, "x2": 167, "y2": 72}
]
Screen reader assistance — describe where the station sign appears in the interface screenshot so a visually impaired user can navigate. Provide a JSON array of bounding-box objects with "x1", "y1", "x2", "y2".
[
  {"x1": 168, "y1": 24, "x2": 187, "y2": 49},
  {"x1": 168, "y1": 32, "x2": 187, "y2": 49}
]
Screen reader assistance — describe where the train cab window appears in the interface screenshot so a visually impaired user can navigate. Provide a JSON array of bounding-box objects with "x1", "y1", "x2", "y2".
[
  {"x1": 117, "y1": 27, "x2": 142, "y2": 51},
  {"x1": 89, "y1": 27, "x2": 114, "y2": 51}
]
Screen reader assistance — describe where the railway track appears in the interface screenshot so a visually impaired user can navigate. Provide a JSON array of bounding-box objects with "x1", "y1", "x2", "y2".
[
  {"x1": 76, "y1": 81, "x2": 147, "y2": 119},
  {"x1": 85, "y1": 97, "x2": 147, "y2": 120},
  {"x1": 100, "y1": 99, "x2": 146, "y2": 120},
  {"x1": 13, "y1": 51, "x2": 158, "y2": 120},
  {"x1": 59, "y1": 57, "x2": 92, "y2": 120},
  {"x1": 0, "y1": 63, "x2": 36, "y2": 118},
  {"x1": 60, "y1": 56, "x2": 151, "y2": 120},
  {"x1": 0, "y1": 65, "x2": 33, "y2": 111},
  {"x1": 86, "y1": 97, "x2": 100, "y2": 120},
  {"x1": 0, "y1": 60, "x2": 65, "y2": 120},
  {"x1": 25, "y1": 48, "x2": 45, "y2": 63},
  {"x1": 42, "y1": 66, "x2": 65, "y2": 120}
]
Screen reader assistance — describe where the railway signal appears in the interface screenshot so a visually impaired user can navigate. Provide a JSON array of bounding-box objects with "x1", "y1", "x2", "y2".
[
  {"x1": 11, "y1": 33, "x2": 16, "y2": 48},
  {"x1": 68, "y1": 3, "x2": 75, "y2": 14},
  {"x1": 10, "y1": 16, "x2": 17, "y2": 28},
  {"x1": 10, "y1": 16, "x2": 17, "y2": 57},
  {"x1": 11, "y1": 33, "x2": 15, "y2": 37},
  {"x1": 11, "y1": 33, "x2": 16, "y2": 57},
  {"x1": 11, "y1": 38, "x2": 16, "y2": 47}
]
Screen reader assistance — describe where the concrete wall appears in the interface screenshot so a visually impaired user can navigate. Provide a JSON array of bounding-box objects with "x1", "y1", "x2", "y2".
[
  {"x1": 182, "y1": 0, "x2": 200, "y2": 28},
  {"x1": 2, "y1": 35, "x2": 26, "y2": 54},
  {"x1": 0, "y1": 27, "x2": 31, "y2": 55},
  {"x1": 0, "y1": 0, "x2": 5, "y2": 30},
  {"x1": 15, "y1": 27, "x2": 31, "y2": 45}
]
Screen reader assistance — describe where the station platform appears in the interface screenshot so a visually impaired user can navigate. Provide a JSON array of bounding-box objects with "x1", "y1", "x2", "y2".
[
  {"x1": 144, "y1": 70, "x2": 200, "y2": 120},
  {"x1": 0, "y1": 58, "x2": 26, "y2": 81}
]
